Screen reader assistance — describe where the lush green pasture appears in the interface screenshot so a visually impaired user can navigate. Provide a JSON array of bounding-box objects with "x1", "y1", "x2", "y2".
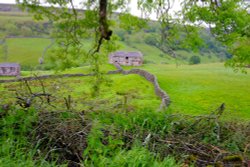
[
  {"x1": 141, "y1": 63, "x2": 250, "y2": 120},
  {"x1": 0, "y1": 73, "x2": 160, "y2": 111},
  {"x1": 63, "y1": 74, "x2": 160, "y2": 110},
  {"x1": 6, "y1": 38, "x2": 50, "y2": 67}
]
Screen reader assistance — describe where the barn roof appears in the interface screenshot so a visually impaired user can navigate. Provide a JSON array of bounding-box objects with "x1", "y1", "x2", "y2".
[
  {"x1": 0, "y1": 63, "x2": 20, "y2": 67},
  {"x1": 110, "y1": 51, "x2": 143, "y2": 58}
]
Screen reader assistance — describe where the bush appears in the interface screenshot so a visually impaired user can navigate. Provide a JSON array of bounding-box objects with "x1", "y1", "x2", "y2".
[
  {"x1": 159, "y1": 53, "x2": 164, "y2": 57},
  {"x1": 189, "y1": 55, "x2": 201, "y2": 64},
  {"x1": 144, "y1": 34, "x2": 159, "y2": 47},
  {"x1": 143, "y1": 59, "x2": 156, "y2": 64},
  {"x1": 116, "y1": 29, "x2": 126, "y2": 41}
]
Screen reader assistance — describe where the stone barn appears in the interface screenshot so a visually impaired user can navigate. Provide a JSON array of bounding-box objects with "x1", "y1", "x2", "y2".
[
  {"x1": 0, "y1": 63, "x2": 20, "y2": 76},
  {"x1": 109, "y1": 51, "x2": 143, "y2": 66}
]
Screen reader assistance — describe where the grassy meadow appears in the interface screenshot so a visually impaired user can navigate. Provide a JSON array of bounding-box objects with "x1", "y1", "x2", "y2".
[
  {"x1": 64, "y1": 63, "x2": 250, "y2": 120},
  {"x1": 6, "y1": 38, "x2": 50, "y2": 67},
  {"x1": 142, "y1": 63, "x2": 250, "y2": 120},
  {"x1": 0, "y1": 73, "x2": 161, "y2": 110},
  {"x1": 1, "y1": 62, "x2": 249, "y2": 120}
]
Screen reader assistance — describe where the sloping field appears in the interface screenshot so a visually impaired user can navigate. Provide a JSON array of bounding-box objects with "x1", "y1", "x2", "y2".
[
  {"x1": 6, "y1": 38, "x2": 50, "y2": 67},
  {"x1": 2, "y1": 38, "x2": 222, "y2": 68},
  {"x1": 142, "y1": 63, "x2": 250, "y2": 120}
]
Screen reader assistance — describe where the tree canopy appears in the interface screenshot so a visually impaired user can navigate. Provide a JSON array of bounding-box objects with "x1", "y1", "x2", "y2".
[{"x1": 16, "y1": 0, "x2": 250, "y2": 71}]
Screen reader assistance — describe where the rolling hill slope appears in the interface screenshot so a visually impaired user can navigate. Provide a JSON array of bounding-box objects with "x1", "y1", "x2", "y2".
[{"x1": 0, "y1": 5, "x2": 227, "y2": 68}]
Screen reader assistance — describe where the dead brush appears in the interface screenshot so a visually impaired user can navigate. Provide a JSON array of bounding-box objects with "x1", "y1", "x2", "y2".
[
  {"x1": 10, "y1": 76, "x2": 77, "y2": 111},
  {"x1": 14, "y1": 79, "x2": 55, "y2": 109},
  {"x1": 140, "y1": 105, "x2": 250, "y2": 166},
  {"x1": 3, "y1": 97, "x2": 249, "y2": 167},
  {"x1": 116, "y1": 104, "x2": 250, "y2": 167},
  {"x1": 32, "y1": 110, "x2": 92, "y2": 166}
]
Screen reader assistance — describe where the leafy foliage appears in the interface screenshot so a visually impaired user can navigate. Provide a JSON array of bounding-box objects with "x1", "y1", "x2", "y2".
[
  {"x1": 182, "y1": 0, "x2": 250, "y2": 70},
  {"x1": 144, "y1": 34, "x2": 159, "y2": 47}
]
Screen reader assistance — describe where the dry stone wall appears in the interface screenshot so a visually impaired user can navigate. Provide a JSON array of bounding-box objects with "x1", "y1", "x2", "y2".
[
  {"x1": 0, "y1": 73, "x2": 92, "y2": 83},
  {"x1": 113, "y1": 63, "x2": 170, "y2": 109}
]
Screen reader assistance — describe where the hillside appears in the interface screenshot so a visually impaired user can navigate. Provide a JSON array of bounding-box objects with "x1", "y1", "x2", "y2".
[{"x1": 0, "y1": 3, "x2": 228, "y2": 69}]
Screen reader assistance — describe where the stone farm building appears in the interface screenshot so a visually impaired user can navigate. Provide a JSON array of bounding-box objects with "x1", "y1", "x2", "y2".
[
  {"x1": 0, "y1": 63, "x2": 20, "y2": 76},
  {"x1": 109, "y1": 51, "x2": 143, "y2": 66}
]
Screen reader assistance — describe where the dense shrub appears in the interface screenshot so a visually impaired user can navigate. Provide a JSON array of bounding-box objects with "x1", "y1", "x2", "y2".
[
  {"x1": 189, "y1": 55, "x2": 201, "y2": 64},
  {"x1": 144, "y1": 34, "x2": 159, "y2": 47},
  {"x1": 143, "y1": 59, "x2": 156, "y2": 64}
]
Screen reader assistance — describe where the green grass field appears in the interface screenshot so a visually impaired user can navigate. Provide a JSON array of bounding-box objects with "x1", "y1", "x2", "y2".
[
  {"x1": 5, "y1": 38, "x2": 50, "y2": 67},
  {"x1": 141, "y1": 63, "x2": 250, "y2": 120},
  {"x1": 0, "y1": 73, "x2": 160, "y2": 110}
]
